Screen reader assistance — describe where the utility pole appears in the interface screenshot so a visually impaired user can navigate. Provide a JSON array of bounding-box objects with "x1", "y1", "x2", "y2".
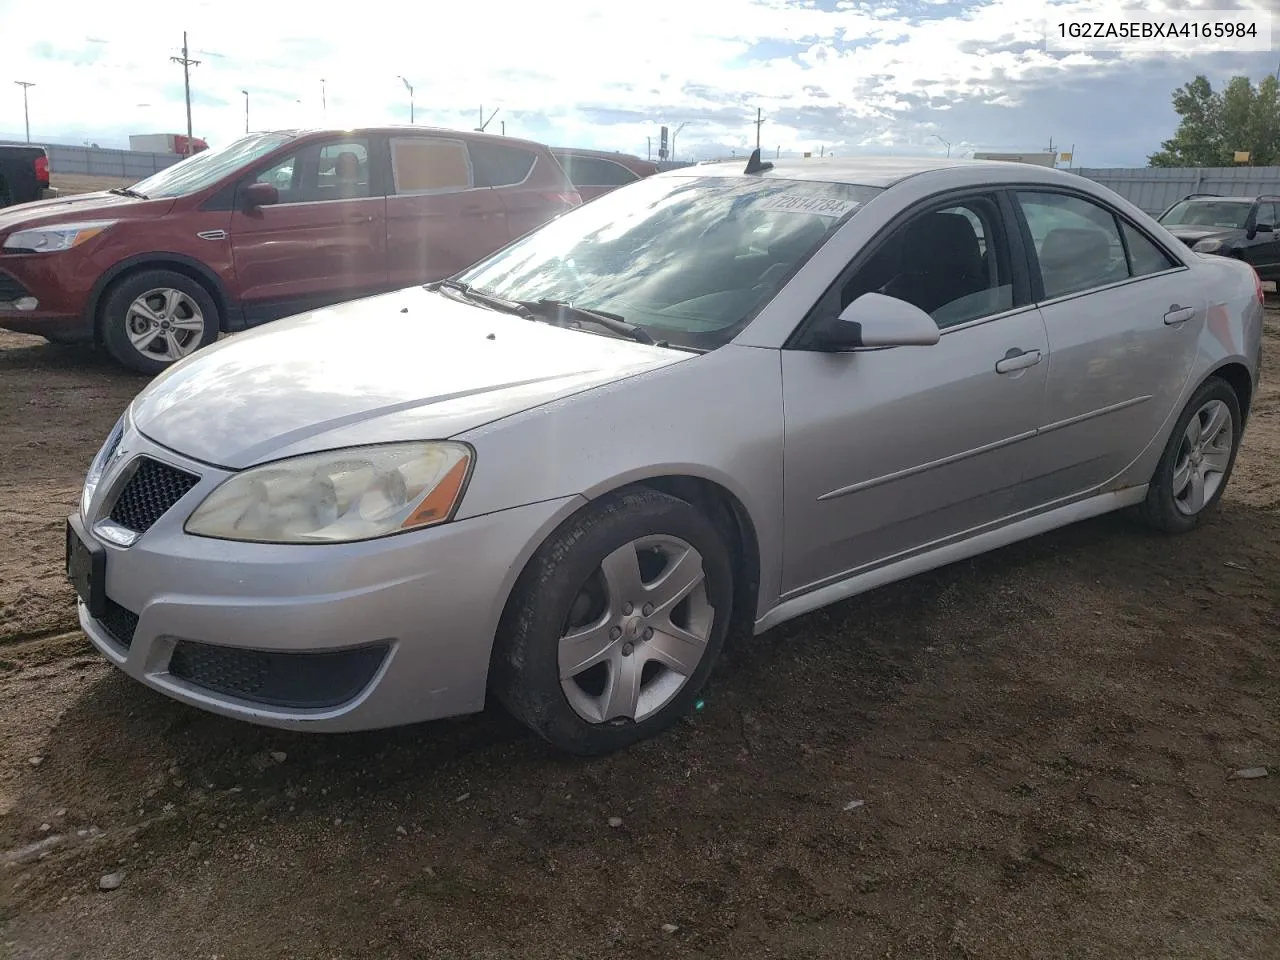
[
  {"x1": 399, "y1": 76, "x2": 414, "y2": 123},
  {"x1": 648, "y1": 136, "x2": 652, "y2": 160},
  {"x1": 500, "y1": 120, "x2": 505, "y2": 136},
  {"x1": 169, "y1": 33, "x2": 200, "y2": 156},
  {"x1": 321, "y1": 78, "x2": 326, "y2": 113},
  {"x1": 14, "y1": 81, "x2": 34, "y2": 142},
  {"x1": 753, "y1": 107, "x2": 764, "y2": 150},
  {"x1": 242, "y1": 89, "x2": 249, "y2": 133}
]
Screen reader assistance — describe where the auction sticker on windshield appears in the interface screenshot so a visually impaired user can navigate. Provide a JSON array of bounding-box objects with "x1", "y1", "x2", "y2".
[{"x1": 757, "y1": 194, "x2": 860, "y2": 217}]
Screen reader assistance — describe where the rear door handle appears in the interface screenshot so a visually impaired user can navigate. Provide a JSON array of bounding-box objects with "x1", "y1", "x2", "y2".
[
  {"x1": 1164, "y1": 304, "x2": 1195, "y2": 325},
  {"x1": 995, "y1": 347, "x2": 1042, "y2": 374}
]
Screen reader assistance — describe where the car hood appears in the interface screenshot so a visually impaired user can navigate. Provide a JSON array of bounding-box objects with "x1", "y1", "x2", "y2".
[
  {"x1": 1163, "y1": 225, "x2": 1241, "y2": 243},
  {"x1": 0, "y1": 191, "x2": 171, "y2": 234},
  {"x1": 129, "y1": 286, "x2": 693, "y2": 470}
]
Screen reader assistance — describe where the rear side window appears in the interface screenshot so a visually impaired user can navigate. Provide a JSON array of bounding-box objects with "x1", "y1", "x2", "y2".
[
  {"x1": 557, "y1": 154, "x2": 639, "y2": 188},
  {"x1": 1120, "y1": 221, "x2": 1178, "y2": 277},
  {"x1": 390, "y1": 137, "x2": 473, "y2": 194},
  {"x1": 1015, "y1": 191, "x2": 1131, "y2": 299},
  {"x1": 468, "y1": 142, "x2": 536, "y2": 187}
]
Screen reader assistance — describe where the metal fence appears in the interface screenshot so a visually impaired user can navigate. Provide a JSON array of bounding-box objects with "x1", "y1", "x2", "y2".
[
  {"x1": 38, "y1": 143, "x2": 183, "y2": 180},
  {"x1": 1074, "y1": 165, "x2": 1280, "y2": 216}
]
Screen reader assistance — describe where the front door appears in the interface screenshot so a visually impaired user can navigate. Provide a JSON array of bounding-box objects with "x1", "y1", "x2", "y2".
[
  {"x1": 230, "y1": 136, "x2": 388, "y2": 322},
  {"x1": 1010, "y1": 189, "x2": 1206, "y2": 503},
  {"x1": 780, "y1": 191, "x2": 1048, "y2": 597}
]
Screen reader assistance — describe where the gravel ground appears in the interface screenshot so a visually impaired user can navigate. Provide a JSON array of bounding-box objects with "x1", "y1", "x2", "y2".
[{"x1": 0, "y1": 313, "x2": 1277, "y2": 960}]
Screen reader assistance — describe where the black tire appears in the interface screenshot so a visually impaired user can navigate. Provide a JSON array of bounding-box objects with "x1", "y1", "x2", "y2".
[
  {"x1": 1135, "y1": 376, "x2": 1242, "y2": 534},
  {"x1": 491, "y1": 487, "x2": 734, "y2": 756},
  {"x1": 99, "y1": 268, "x2": 220, "y2": 375}
]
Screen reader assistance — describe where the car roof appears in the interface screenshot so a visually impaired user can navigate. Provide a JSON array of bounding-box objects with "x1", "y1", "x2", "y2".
[
  {"x1": 282, "y1": 125, "x2": 553, "y2": 151},
  {"x1": 654, "y1": 154, "x2": 1089, "y2": 189},
  {"x1": 551, "y1": 146, "x2": 651, "y2": 163},
  {"x1": 1179, "y1": 194, "x2": 1274, "y2": 202}
]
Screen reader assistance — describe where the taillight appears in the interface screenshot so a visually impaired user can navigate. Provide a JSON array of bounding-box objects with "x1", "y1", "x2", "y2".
[
  {"x1": 34, "y1": 155, "x2": 49, "y2": 186},
  {"x1": 1254, "y1": 267, "x2": 1265, "y2": 305},
  {"x1": 542, "y1": 191, "x2": 581, "y2": 207}
]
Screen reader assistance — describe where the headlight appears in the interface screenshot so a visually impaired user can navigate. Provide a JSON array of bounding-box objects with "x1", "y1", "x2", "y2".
[
  {"x1": 1192, "y1": 238, "x2": 1224, "y2": 253},
  {"x1": 3, "y1": 220, "x2": 117, "y2": 254},
  {"x1": 81, "y1": 413, "x2": 127, "y2": 518},
  {"x1": 184, "y1": 442, "x2": 473, "y2": 544}
]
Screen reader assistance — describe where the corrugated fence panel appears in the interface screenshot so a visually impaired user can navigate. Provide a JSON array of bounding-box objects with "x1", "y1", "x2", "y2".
[
  {"x1": 1076, "y1": 166, "x2": 1280, "y2": 215},
  {"x1": 42, "y1": 144, "x2": 183, "y2": 179}
]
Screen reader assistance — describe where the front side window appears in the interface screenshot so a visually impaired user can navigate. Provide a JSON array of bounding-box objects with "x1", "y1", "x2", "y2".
[
  {"x1": 247, "y1": 139, "x2": 371, "y2": 204},
  {"x1": 391, "y1": 137, "x2": 473, "y2": 194},
  {"x1": 1159, "y1": 198, "x2": 1254, "y2": 229},
  {"x1": 128, "y1": 132, "x2": 296, "y2": 199},
  {"x1": 838, "y1": 194, "x2": 1015, "y2": 329},
  {"x1": 456, "y1": 175, "x2": 880, "y2": 350},
  {"x1": 1015, "y1": 191, "x2": 1130, "y2": 299}
]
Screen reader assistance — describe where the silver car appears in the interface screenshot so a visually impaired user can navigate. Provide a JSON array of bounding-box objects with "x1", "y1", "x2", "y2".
[{"x1": 66, "y1": 153, "x2": 1264, "y2": 755}]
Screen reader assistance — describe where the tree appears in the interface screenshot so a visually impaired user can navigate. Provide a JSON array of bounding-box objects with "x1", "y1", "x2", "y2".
[{"x1": 1148, "y1": 74, "x2": 1280, "y2": 167}]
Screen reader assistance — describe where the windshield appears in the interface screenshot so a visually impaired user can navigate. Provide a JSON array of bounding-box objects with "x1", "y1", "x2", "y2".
[
  {"x1": 127, "y1": 132, "x2": 297, "y2": 199},
  {"x1": 1160, "y1": 199, "x2": 1253, "y2": 229},
  {"x1": 454, "y1": 174, "x2": 881, "y2": 350}
]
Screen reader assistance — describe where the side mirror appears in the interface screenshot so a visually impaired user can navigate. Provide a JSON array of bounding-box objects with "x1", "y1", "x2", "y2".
[
  {"x1": 1256, "y1": 222, "x2": 1273, "y2": 233},
  {"x1": 243, "y1": 181, "x2": 279, "y2": 209},
  {"x1": 816, "y1": 292, "x2": 941, "y2": 350}
]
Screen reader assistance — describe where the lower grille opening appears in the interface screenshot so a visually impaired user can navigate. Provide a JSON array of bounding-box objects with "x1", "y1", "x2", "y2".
[
  {"x1": 0, "y1": 271, "x2": 32, "y2": 303},
  {"x1": 100, "y1": 597, "x2": 140, "y2": 649},
  {"x1": 167, "y1": 640, "x2": 390, "y2": 709}
]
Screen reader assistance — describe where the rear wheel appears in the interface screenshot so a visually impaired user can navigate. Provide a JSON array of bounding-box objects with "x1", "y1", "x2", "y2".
[
  {"x1": 491, "y1": 487, "x2": 734, "y2": 756},
  {"x1": 100, "y1": 269, "x2": 219, "y2": 375},
  {"x1": 1136, "y1": 376, "x2": 1241, "y2": 533}
]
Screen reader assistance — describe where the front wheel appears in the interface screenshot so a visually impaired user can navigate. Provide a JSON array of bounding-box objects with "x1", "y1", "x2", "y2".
[
  {"x1": 100, "y1": 269, "x2": 219, "y2": 375},
  {"x1": 1136, "y1": 376, "x2": 1242, "y2": 533},
  {"x1": 492, "y1": 487, "x2": 734, "y2": 756}
]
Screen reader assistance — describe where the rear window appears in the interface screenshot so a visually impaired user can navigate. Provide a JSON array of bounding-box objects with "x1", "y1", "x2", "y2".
[
  {"x1": 556, "y1": 154, "x2": 639, "y2": 188},
  {"x1": 469, "y1": 142, "x2": 537, "y2": 187}
]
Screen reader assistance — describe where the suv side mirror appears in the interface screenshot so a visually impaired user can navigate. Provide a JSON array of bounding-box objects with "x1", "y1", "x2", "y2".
[
  {"x1": 243, "y1": 181, "x2": 279, "y2": 209},
  {"x1": 1256, "y1": 222, "x2": 1273, "y2": 233},
  {"x1": 814, "y1": 292, "x2": 941, "y2": 350}
]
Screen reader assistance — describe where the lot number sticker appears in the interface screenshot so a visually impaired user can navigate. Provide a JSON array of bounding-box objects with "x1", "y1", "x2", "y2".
[{"x1": 757, "y1": 194, "x2": 860, "y2": 217}]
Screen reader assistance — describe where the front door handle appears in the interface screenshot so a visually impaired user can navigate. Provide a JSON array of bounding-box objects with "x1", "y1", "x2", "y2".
[
  {"x1": 995, "y1": 347, "x2": 1042, "y2": 374},
  {"x1": 1164, "y1": 304, "x2": 1195, "y2": 325}
]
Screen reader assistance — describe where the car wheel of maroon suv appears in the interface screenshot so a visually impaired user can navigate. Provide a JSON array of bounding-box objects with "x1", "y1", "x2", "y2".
[{"x1": 100, "y1": 268, "x2": 221, "y2": 374}]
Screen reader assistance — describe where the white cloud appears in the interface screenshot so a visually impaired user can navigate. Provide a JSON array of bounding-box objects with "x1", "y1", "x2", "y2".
[{"x1": 0, "y1": 0, "x2": 1273, "y2": 163}]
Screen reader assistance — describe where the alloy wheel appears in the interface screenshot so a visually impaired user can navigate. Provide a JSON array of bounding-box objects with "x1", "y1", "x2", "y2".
[
  {"x1": 1171, "y1": 398, "x2": 1234, "y2": 516},
  {"x1": 125, "y1": 288, "x2": 206, "y2": 362}
]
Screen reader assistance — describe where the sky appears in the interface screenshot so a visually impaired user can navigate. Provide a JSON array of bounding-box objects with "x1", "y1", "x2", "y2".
[{"x1": 0, "y1": 0, "x2": 1276, "y2": 168}]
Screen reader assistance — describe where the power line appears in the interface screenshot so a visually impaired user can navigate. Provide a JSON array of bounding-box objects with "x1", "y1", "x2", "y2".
[
  {"x1": 14, "y1": 81, "x2": 34, "y2": 143},
  {"x1": 169, "y1": 31, "x2": 201, "y2": 155}
]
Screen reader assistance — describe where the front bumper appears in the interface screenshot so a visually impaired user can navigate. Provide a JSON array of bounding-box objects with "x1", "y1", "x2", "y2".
[
  {"x1": 0, "y1": 264, "x2": 87, "y2": 338},
  {"x1": 74, "y1": 426, "x2": 582, "y2": 731}
]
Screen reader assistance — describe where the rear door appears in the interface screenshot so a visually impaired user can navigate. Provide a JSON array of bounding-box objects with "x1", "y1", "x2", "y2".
[
  {"x1": 1010, "y1": 188, "x2": 1205, "y2": 503},
  {"x1": 384, "y1": 135, "x2": 508, "y2": 285},
  {"x1": 229, "y1": 135, "x2": 388, "y2": 321}
]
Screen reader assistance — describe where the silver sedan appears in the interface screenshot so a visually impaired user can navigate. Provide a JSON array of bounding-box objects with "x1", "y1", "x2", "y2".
[{"x1": 66, "y1": 153, "x2": 1264, "y2": 755}]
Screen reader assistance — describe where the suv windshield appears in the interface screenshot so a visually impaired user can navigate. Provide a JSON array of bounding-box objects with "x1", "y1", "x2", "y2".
[
  {"x1": 126, "y1": 132, "x2": 297, "y2": 199},
  {"x1": 1160, "y1": 199, "x2": 1254, "y2": 229},
  {"x1": 454, "y1": 174, "x2": 881, "y2": 350}
]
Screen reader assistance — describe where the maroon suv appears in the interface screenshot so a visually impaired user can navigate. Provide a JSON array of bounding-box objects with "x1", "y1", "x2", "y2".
[{"x1": 0, "y1": 127, "x2": 581, "y2": 373}]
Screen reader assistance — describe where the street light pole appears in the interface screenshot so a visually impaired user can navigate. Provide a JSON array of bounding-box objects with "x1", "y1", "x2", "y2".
[
  {"x1": 14, "y1": 81, "x2": 34, "y2": 142},
  {"x1": 932, "y1": 134, "x2": 951, "y2": 158},
  {"x1": 242, "y1": 89, "x2": 249, "y2": 133},
  {"x1": 671, "y1": 121, "x2": 688, "y2": 161},
  {"x1": 398, "y1": 76, "x2": 414, "y2": 123},
  {"x1": 170, "y1": 32, "x2": 200, "y2": 155},
  {"x1": 321, "y1": 78, "x2": 326, "y2": 113}
]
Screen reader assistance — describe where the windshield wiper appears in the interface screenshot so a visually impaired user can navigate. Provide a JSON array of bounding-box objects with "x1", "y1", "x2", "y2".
[
  {"x1": 516, "y1": 298, "x2": 655, "y2": 345},
  {"x1": 108, "y1": 187, "x2": 149, "y2": 199},
  {"x1": 432, "y1": 279, "x2": 534, "y2": 318}
]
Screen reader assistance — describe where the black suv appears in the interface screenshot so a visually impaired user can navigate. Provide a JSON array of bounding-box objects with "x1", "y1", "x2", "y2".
[{"x1": 1157, "y1": 193, "x2": 1280, "y2": 279}]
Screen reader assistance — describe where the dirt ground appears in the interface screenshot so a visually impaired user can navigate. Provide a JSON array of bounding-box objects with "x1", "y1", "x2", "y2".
[{"x1": 0, "y1": 311, "x2": 1277, "y2": 960}]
